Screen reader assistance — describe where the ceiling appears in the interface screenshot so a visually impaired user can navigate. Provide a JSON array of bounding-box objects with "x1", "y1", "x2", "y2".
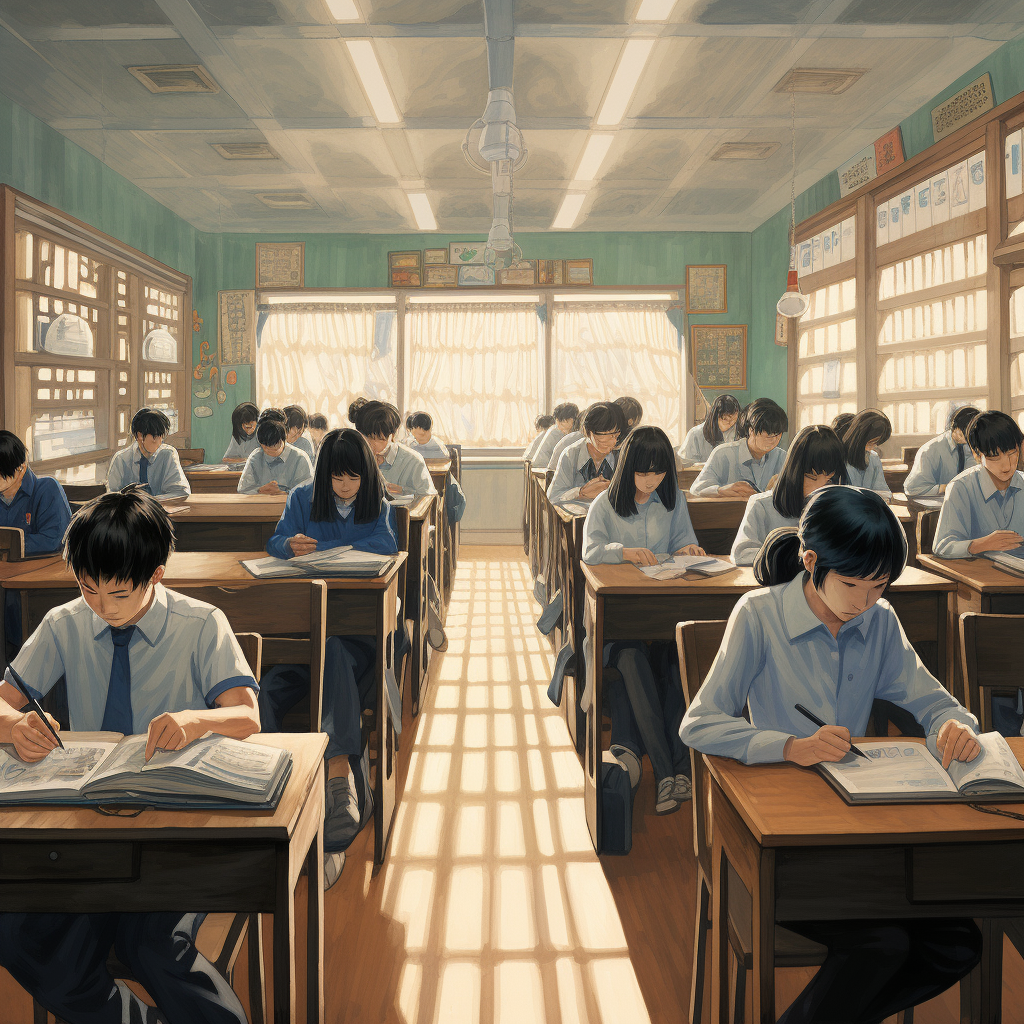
[{"x1": 1, "y1": 0, "x2": 1022, "y2": 234}]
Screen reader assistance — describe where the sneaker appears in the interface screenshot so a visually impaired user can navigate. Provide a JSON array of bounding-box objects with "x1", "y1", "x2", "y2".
[
  {"x1": 324, "y1": 775, "x2": 374, "y2": 852},
  {"x1": 324, "y1": 850, "x2": 346, "y2": 891},
  {"x1": 609, "y1": 743, "x2": 642, "y2": 791},
  {"x1": 655, "y1": 776, "x2": 682, "y2": 815},
  {"x1": 672, "y1": 773, "x2": 693, "y2": 803}
]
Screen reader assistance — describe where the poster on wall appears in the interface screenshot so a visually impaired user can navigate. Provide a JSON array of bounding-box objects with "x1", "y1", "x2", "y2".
[
  {"x1": 685, "y1": 265, "x2": 727, "y2": 313},
  {"x1": 217, "y1": 289, "x2": 256, "y2": 365},
  {"x1": 691, "y1": 325, "x2": 747, "y2": 389},
  {"x1": 255, "y1": 242, "x2": 304, "y2": 288}
]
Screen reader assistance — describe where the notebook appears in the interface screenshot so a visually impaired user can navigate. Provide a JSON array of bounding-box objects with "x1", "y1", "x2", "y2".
[
  {"x1": 637, "y1": 554, "x2": 737, "y2": 581},
  {"x1": 817, "y1": 733, "x2": 1024, "y2": 804},
  {"x1": 984, "y1": 545, "x2": 1024, "y2": 577},
  {"x1": 241, "y1": 544, "x2": 393, "y2": 578},
  {"x1": 555, "y1": 500, "x2": 591, "y2": 517},
  {"x1": 185, "y1": 464, "x2": 231, "y2": 472},
  {"x1": 387, "y1": 493, "x2": 417, "y2": 507},
  {"x1": 0, "y1": 734, "x2": 292, "y2": 808},
  {"x1": 912, "y1": 497, "x2": 943, "y2": 510}
]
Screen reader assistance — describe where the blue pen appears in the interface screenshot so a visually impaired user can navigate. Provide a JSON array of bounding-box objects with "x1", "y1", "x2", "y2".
[{"x1": 7, "y1": 664, "x2": 64, "y2": 750}]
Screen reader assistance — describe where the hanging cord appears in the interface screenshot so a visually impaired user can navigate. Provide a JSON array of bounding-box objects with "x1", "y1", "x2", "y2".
[{"x1": 789, "y1": 89, "x2": 797, "y2": 264}]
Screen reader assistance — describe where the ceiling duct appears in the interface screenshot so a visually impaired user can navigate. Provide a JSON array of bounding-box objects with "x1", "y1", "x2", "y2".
[{"x1": 126, "y1": 64, "x2": 220, "y2": 94}]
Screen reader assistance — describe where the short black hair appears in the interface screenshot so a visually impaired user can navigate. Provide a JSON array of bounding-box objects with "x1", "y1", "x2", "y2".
[
  {"x1": 703, "y1": 394, "x2": 741, "y2": 446},
  {"x1": 754, "y1": 486, "x2": 906, "y2": 591},
  {"x1": 950, "y1": 405, "x2": 981, "y2": 435},
  {"x1": 354, "y1": 401, "x2": 402, "y2": 439},
  {"x1": 842, "y1": 410, "x2": 892, "y2": 471},
  {"x1": 553, "y1": 402, "x2": 579, "y2": 423},
  {"x1": 348, "y1": 397, "x2": 367, "y2": 424},
  {"x1": 740, "y1": 398, "x2": 787, "y2": 438},
  {"x1": 257, "y1": 419, "x2": 286, "y2": 446},
  {"x1": 967, "y1": 411, "x2": 1024, "y2": 457},
  {"x1": 131, "y1": 408, "x2": 170, "y2": 439},
  {"x1": 535, "y1": 414, "x2": 555, "y2": 431},
  {"x1": 311, "y1": 429, "x2": 386, "y2": 525},
  {"x1": 614, "y1": 396, "x2": 643, "y2": 426},
  {"x1": 772, "y1": 425, "x2": 849, "y2": 519},
  {"x1": 64, "y1": 486, "x2": 174, "y2": 587},
  {"x1": 0, "y1": 430, "x2": 28, "y2": 478},
  {"x1": 830, "y1": 412, "x2": 855, "y2": 441},
  {"x1": 257, "y1": 407, "x2": 286, "y2": 425},
  {"x1": 309, "y1": 413, "x2": 328, "y2": 431},
  {"x1": 406, "y1": 411, "x2": 432, "y2": 431},
  {"x1": 607, "y1": 426, "x2": 678, "y2": 517},
  {"x1": 231, "y1": 402, "x2": 259, "y2": 444},
  {"x1": 583, "y1": 402, "x2": 627, "y2": 438},
  {"x1": 283, "y1": 405, "x2": 308, "y2": 431}
]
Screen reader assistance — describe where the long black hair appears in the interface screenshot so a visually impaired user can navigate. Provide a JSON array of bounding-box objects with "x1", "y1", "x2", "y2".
[
  {"x1": 842, "y1": 409, "x2": 892, "y2": 471},
  {"x1": 771, "y1": 425, "x2": 849, "y2": 519},
  {"x1": 607, "y1": 425, "x2": 678, "y2": 517},
  {"x1": 310, "y1": 428, "x2": 386, "y2": 524},
  {"x1": 702, "y1": 394, "x2": 741, "y2": 446},
  {"x1": 830, "y1": 411, "x2": 854, "y2": 442},
  {"x1": 754, "y1": 486, "x2": 906, "y2": 591},
  {"x1": 231, "y1": 402, "x2": 259, "y2": 444}
]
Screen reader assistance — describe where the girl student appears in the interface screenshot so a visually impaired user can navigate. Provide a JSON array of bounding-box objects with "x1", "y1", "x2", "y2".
[
  {"x1": 582, "y1": 426, "x2": 705, "y2": 817},
  {"x1": 842, "y1": 408, "x2": 893, "y2": 497},
  {"x1": 259, "y1": 429, "x2": 399, "y2": 890},
  {"x1": 679, "y1": 393, "x2": 740, "y2": 464},
  {"x1": 681, "y1": 486, "x2": 982, "y2": 1024},
  {"x1": 284, "y1": 404, "x2": 316, "y2": 463},
  {"x1": 830, "y1": 410, "x2": 854, "y2": 441},
  {"x1": 731, "y1": 424, "x2": 848, "y2": 565},
  {"x1": 223, "y1": 402, "x2": 260, "y2": 463}
]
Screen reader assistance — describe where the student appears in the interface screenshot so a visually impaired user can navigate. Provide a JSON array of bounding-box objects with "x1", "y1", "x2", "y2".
[
  {"x1": 679, "y1": 393, "x2": 740, "y2": 465},
  {"x1": 354, "y1": 401, "x2": 435, "y2": 495},
  {"x1": 258, "y1": 407, "x2": 286, "y2": 425},
  {"x1": 0, "y1": 488, "x2": 259, "y2": 1024},
  {"x1": 223, "y1": 402, "x2": 259, "y2": 464},
  {"x1": 261, "y1": 429, "x2": 399, "y2": 888},
  {"x1": 405, "y1": 411, "x2": 450, "y2": 460},
  {"x1": 842, "y1": 409, "x2": 892, "y2": 498},
  {"x1": 309, "y1": 413, "x2": 329, "y2": 454},
  {"x1": 532, "y1": 402, "x2": 581, "y2": 470},
  {"x1": 731, "y1": 425, "x2": 848, "y2": 565},
  {"x1": 582, "y1": 426, "x2": 704, "y2": 816},
  {"x1": 237, "y1": 418, "x2": 313, "y2": 495},
  {"x1": 614, "y1": 395, "x2": 643, "y2": 431},
  {"x1": 831, "y1": 411, "x2": 854, "y2": 441},
  {"x1": 681, "y1": 486, "x2": 982, "y2": 1024},
  {"x1": 284, "y1": 404, "x2": 316, "y2": 464},
  {"x1": 690, "y1": 397, "x2": 787, "y2": 497},
  {"x1": 904, "y1": 405, "x2": 980, "y2": 497},
  {"x1": 547, "y1": 402, "x2": 627, "y2": 504},
  {"x1": 106, "y1": 408, "x2": 190, "y2": 499},
  {"x1": 547, "y1": 405, "x2": 587, "y2": 472},
  {"x1": 348, "y1": 397, "x2": 367, "y2": 425},
  {"x1": 524, "y1": 414, "x2": 555, "y2": 462}
]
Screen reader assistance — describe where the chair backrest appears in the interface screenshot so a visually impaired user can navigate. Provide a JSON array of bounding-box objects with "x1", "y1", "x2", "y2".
[
  {"x1": 0, "y1": 527, "x2": 26, "y2": 562},
  {"x1": 959, "y1": 612, "x2": 1024, "y2": 731},
  {"x1": 175, "y1": 447, "x2": 205, "y2": 467},
  {"x1": 63, "y1": 484, "x2": 106, "y2": 502},
  {"x1": 233, "y1": 632, "x2": 262, "y2": 682},
  {"x1": 446, "y1": 443, "x2": 462, "y2": 482},
  {"x1": 901, "y1": 445, "x2": 920, "y2": 467},
  {"x1": 916, "y1": 509, "x2": 939, "y2": 557}
]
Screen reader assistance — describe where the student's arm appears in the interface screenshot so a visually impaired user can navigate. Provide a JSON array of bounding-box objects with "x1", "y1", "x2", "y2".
[
  {"x1": 237, "y1": 452, "x2": 260, "y2": 494},
  {"x1": 580, "y1": 496, "x2": 626, "y2": 563},
  {"x1": 866, "y1": 453, "x2": 892, "y2": 499},
  {"x1": 286, "y1": 450, "x2": 313, "y2": 491},
  {"x1": 0, "y1": 621, "x2": 67, "y2": 761},
  {"x1": 932, "y1": 477, "x2": 978, "y2": 559},
  {"x1": 105, "y1": 451, "x2": 126, "y2": 493},
  {"x1": 681, "y1": 427, "x2": 704, "y2": 464},
  {"x1": 160, "y1": 448, "x2": 191, "y2": 499},
  {"x1": 730, "y1": 497, "x2": 766, "y2": 566},
  {"x1": 407, "y1": 454, "x2": 436, "y2": 495},
  {"x1": 689, "y1": 447, "x2": 726, "y2": 497},
  {"x1": 668, "y1": 490, "x2": 701, "y2": 554},
  {"x1": 24, "y1": 480, "x2": 72, "y2": 555},
  {"x1": 547, "y1": 449, "x2": 581, "y2": 503},
  {"x1": 266, "y1": 488, "x2": 307, "y2": 558},
  {"x1": 903, "y1": 443, "x2": 940, "y2": 497},
  {"x1": 353, "y1": 505, "x2": 400, "y2": 555}
]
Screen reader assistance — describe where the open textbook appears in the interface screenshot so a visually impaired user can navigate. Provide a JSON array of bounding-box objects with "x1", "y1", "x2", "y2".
[
  {"x1": 242, "y1": 544, "x2": 393, "y2": 578},
  {"x1": 637, "y1": 554, "x2": 737, "y2": 581},
  {"x1": 984, "y1": 544, "x2": 1024, "y2": 577},
  {"x1": 0, "y1": 734, "x2": 292, "y2": 808},
  {"x1": 817, "y1": 733, "x2": 1024, "y2": 804}
]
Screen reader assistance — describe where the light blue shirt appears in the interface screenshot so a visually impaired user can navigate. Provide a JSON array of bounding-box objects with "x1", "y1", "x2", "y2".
[
  {"x1": 904, "y1": 431, "x2": 976, "y2": 497},
  {"x1": 548, "y1": 437, "x2": 617, "y2": 503},
  {"x1": 291, "y1": 434, "x2": 316, "y2": 465},
  {"x1": 690, "y1": 438, "x2": 787, "y2": 497},
  {"x1": 845, "y1": 451, "x2": 891, "y2": 498},
  {"x1": 731, "y1": 491, "x2": 799, "y2": 566},
  {"x1": 6, "y1": 584, "x2": 257, "y2": 733},
  {"x1": 406, "y1": 437, "x2": 450, "y2": 460},
  {"x1": 679, "y1": 574, "x2": 977, "y2": 764},
  {"x1": 582, "y1": 488, "x2": 698, "y2": 564},
  {"x1": 679, "y1": 423, "x2": 735, "y2": 464},
  {"x1": 223, "y1": 433, "x2": 259, "y2": 463},
  {"x1": 533, "y1": 425, "x2": 572, "y2": 470},
  {"x1": 933, "y1": 464, "x2": 1024, "y2": 559},
  {"x1": 106, "y1": 443, "x2": 190, "y2": 499},
  {"x1": 237, "y1": 443, "x2": 312, "y2": 494},
  {"x1": 379, "y1": 442, "x2": 436, "y2": 495},
  {"x1": 523, "y1": 432, "x2": 546, "y2": 462},
  {"x1": 549, "y1": 430, "x2": 583, "y2": 471}
]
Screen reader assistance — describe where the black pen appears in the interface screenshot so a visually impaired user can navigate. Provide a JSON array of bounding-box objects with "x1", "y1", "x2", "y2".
[
  {"x1": 7, "y1": 664, "x2": 64, "y2": 751},
  {"x1": 795, "y1": 703, "x2": 868, "y2": 759}
]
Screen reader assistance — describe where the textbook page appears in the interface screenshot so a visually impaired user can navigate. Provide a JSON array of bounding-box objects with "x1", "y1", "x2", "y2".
[
  {"x1": 638, "y1": 555, "x2": 736, "y2": 580},
  {"x1": 946, "y1": 731, "x2": 1024, "y2": 795},
  {"x1": 0, "y1": 739, "x2": 121, "y2": 797},
  {"x1": 818, "y1": 740, "x2": 958, "y2": 797}
]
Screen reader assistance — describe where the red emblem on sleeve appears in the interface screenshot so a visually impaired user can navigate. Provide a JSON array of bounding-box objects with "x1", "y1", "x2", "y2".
[{"x1": 25, "y1": 513, "x2": 30, "y2": 525}]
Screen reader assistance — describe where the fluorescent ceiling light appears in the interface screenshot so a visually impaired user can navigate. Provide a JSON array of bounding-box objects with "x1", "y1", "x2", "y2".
[
  {"x1": 346, "y1": 40, "x2": 401, "y2": 124},
  {"x1": 556, "y1": 292, "x2": 674, "y2": 301},
  {"x1": 407, "y1": 192, "x2": 437, "y2": 231},
  {"x1": 596, "y1": 38, "x2": 655, "y2": 126},
  {"x1": 326, "y1": 0, "x2": 360, "y2": 19},
  {"x1": 408, "y1": 293, "x2": 541, "y2": 303},
  {"x1": 574, "y1": 134, "x2": 615, "y2": 182},
  {"x1": 552, "y1": 193, "x2": 587, "y2": 230},
  {"x1": 635, "y1": 0, "x2": 676, "y2": 19}
]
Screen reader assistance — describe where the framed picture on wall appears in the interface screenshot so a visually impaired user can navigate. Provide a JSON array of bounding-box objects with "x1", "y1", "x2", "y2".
[
  {"x1": 457, "y1": 264, "x2": 496, "y2": 286},
  {"x1": 564, "y1": 259, "x2": 593, "y2": 285},
  {"x1": 388, "y1": 250, "x2": 422, "y2": 287},
  {"x1": 686, "y1": 265, "x2": 727, "y2": 313},
  {"x1": 497, "y1": 260, "x2": 537, "y2": 286},
  {"x1": 255, "y1": 242, "x2": 304, "y2": 288},
  {"x1": 691, "y1": 324, "x2": 747, "y2": 389},
  {"x1": 537, "y1": 260, "x2": 564, "y2": 285},
  {"x1": 449, "y1": 242, "x2": 487, "y2": 265},
  {"x1": 424, "y1": 248, "x2": 449, "y2": 265},
  {"x1": 424, "y1": 265, "x2": 458, "y2": 287}
]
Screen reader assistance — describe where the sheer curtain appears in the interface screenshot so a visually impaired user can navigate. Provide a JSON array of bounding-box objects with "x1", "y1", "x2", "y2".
[
  {"x1": 551, "y1": 301, "x2": 683, "y2": 443},
  {"x1": 405, "y1": 301, "x2": 542, "y2": 446}
]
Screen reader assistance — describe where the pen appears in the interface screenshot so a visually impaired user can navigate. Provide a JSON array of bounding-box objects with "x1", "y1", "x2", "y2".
[
  {"x1": 7, "y1": 664, "x2": 64, "y2": 751},
  {"x1": 794, "y1": 703, "x2": 868, "y2": 759}
]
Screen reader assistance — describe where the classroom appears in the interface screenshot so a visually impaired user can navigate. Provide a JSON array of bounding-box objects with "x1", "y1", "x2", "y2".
[{"x1": 3, "y1": 1, "x2": 1024, "y2": 1022}]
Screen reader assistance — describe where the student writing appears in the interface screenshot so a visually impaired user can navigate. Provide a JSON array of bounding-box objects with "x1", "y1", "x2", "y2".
[
  {"x1": 679, "y1": 393, "x2": 740, "y2": 465},
  {"x1": 841, "y1": 409, "x2": 893, "y2": 498},
  {"x1": 547, "y1": 402, "x2": 627, "y2": 504},
  {"x1": 236, "y1": 417, "x2": 313, "y2": 495},
  {"x1": 404, "y1": 410, "x2": 450, "y2": 460},
  {"x1": 354, "y1": 400, "x2": 435, "y2": 495},
  {"x1": 106, "y1": 408, "x2": 190, "y2": 499},
  {"x1": 223, "y1": 401, "x2": 259, "y2": 464},
  {"x1": 904, "y1": 405, "x2": 979, "y2": 497}
]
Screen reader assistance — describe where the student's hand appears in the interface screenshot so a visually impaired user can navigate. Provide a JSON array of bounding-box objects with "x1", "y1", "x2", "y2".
[
  {"x1": 287, "y1": 534, "x2": 318, "y2": 557},
  {"x1": 386, "y1": 483, "x2": 403, "y2": 495},
  {"x1": 623, "y1": 547, "x2": 658, "y2": 567},
  {"x1": 936, "y1": 720, "x2": 982, "y2": 770},
  {"x1": 783, "y1": 725, "x2": 851, "y2": 765},
  {"x1": 938, "y1": 484, "x2": 946, "y2": 494},
  {"x1": 11, "y1": 710, "x2": 61, "y2": 762},
  {"x1": 674, "y1": 544, "x2": 706, "y2": 557},
  {"x1": 579, "y1": 478, "x2": 610, "y2": 499},
  {"x1": 767, "y1": 474, "x2": 779, "y2": 488},
  {"x1": 257, "y1": 481, "x2": 282, "y2": 495},
  {"x1": 968, "y1": 530, "x2": 1024, "y2": 554},
  {"x1": 719, "y1": 481, "x2": 758, "y2": 498},
  {"x1": 145, "y1": 711, "x2": 202, "y2": 761}
]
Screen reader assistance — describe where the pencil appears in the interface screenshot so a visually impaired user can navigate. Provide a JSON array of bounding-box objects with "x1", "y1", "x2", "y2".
[
  {"x1": 7, "y1": 664, "x2": 64, "y2": 751},
  {"x1": 794, "y1": 703, "x2": 868, "y2": 759}
]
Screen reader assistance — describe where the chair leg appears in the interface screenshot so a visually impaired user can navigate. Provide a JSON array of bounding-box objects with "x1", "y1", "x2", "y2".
[
  {"x1": 247, "y1": 912, "x2": 266, "y2": 1024},
  {"x1": 733, "y1": 957, "x2": 747, "y2": 1024},
  {"x1": 690, "y1": 877, "x2": 710, "y2": 1024},
  {"x1": 32, "y1": 1000, "x2": 49, "y2": 1024}
]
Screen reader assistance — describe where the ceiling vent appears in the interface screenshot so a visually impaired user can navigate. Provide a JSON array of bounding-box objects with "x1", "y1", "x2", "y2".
[
  {"x1": 711, "y1": 142, "x2": 780, "y2": 160},
  {"x1": 254, "y1": 192, "x2": 318, "y2": 210},
  {"x1": 211, "y1": 142, "x2": 278, "y2": 160},
  {"x1": 126, "y1": 64, "x2": 220, "y2": 94},
  {"x1": 773, "y1": 68, "x2": 866, "y2": 95}
]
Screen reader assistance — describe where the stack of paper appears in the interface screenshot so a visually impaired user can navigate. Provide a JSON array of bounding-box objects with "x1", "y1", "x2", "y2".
[
  {"x1": 637, "y1": 554, "x2": 736, "y2": 580},
  {"x1": 985, "y1": 545, "x2": 1024, "y2": 576},
  {"x1": 388, "y1": 493, "x2": 417, "y2": 507},
  {"x1": 242, "y1": 544, "x2": 392, "y2": 579},
  {"x1": 913, "y1": 497, "x2": 943, "y2": 510},
  {"x1": 186, "y1": 463, "x2": 230, "y2": 472},
  {"x1": 556, "y1": 500, "x2": 591, "y2": 516}
]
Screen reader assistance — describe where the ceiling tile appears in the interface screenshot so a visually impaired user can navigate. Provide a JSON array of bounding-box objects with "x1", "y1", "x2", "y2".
[
  {"x1": 601, "y1": 131, "x2": 692, "y2": 182},
  {"x1": 365, "y1": 0, "x2": 484, "y2": 26},
  {"x1": 0, "y1": 0, "x2": 171, "y2": 28},
  {"x1": 516, "y1": 0, "x2": 630, "y2": 24},
  {"x1": 837, "y1": 0, "x2": 1021, "y2": 24},
  {"x1": 375, "y1": 37, "x2": 488, "y2": 120},
  {"x1": 690, "y1": 0, "x2": 820, "y2": 24},
  {"x1": 664, "y1": 186, "x2": 761, "y2": 216},
  {"x1": 309, "y1": 130, "x2": 398, "y2": 181},
  {"x1": 514, "y1": 38, "x2": 621, "y2": 119}
]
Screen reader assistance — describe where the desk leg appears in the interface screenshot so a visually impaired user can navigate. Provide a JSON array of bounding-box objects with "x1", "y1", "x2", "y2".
[
  {"x1": 273, "y1": 847, "x2": 296, "y2": 1024},
  {"x1": 306, "y1": 823, "x2": 324, "y2": 1023},
  {"x1": 711, "y1": 835, "x2": 730, "y2": 1024},
  {"x1": 583, "y1": 592, "x2": 603, "y2": 852},
  {"x1": 959, "y1": 919, "x2": 1001, "y2": 1024},
  {"x1": 750, "y1": 851, "x2": 777, "y2": 1023},
  {"x1": 374, "y1": 586, "x2": 398, "y2": 865},
  {"x1": 408, "y1": 521, "x2": 428, "y2": 716}
]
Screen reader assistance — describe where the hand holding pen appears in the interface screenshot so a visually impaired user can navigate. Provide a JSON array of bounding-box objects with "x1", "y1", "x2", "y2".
[
  {"x1": 783, "y1": 704, "x2": 869, "y2": 766},
  {"x1": 6, "y1": 664, "x2": 63, "y2": 763}
]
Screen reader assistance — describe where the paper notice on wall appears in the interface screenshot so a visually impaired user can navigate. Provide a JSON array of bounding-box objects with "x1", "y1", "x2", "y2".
[
  {"x1": 968, "y1": 151, "x2": 986, "y2": 212},
  {"x1": 1006, "y1": 129, "x2": 1023, "y2": 200},
  {"x1": 931, "y1": 170, "x2": 950, "y2": 224},
  {"x1": 914, "y1": 180, "x2": 932, "y2": 232},
  {"x1": 841, "y1": 217, "x2": 855, "y2": 262},
  {"x1": 949, "y1": 159, "x2": 970, "y2": 218},
  {"x1": 811, "y1": 235, "x2": 823, "y2": 274},
  {"x1": 876, "y1": 204, "x2": 889, "y2": 247},
  {"x1": 798, "y1": 240, "x2": 812, "y2": 278},
  {"x1": 899, "y1": 188, "x2": 915, "y2": 237},
  {"x1": 888, "y1": 195, "x2": 902, "y2": 241}
]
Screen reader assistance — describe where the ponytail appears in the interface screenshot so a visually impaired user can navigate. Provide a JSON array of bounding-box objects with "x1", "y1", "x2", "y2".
[{"x1": 753, "y1": 527, "x2": 802, "y2": 587}]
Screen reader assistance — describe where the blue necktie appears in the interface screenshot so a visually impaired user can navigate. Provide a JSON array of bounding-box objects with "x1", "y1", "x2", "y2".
[
  {"x1": 581, "y1": 459, "x2": 613, "y2": 484},
  {"x1": 956, "y1": 445, "x2": 965, "y2": 475},
  {"x1": 139, "y1": 455, "x2": 150, "y2": 488},
  {"x1": 101, "y1": 625, "x2": 135, "y2": 734}
]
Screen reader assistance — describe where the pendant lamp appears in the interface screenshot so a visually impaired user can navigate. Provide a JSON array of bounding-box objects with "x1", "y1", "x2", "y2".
[{"x1": 778, "y1": 91, "x2": 810, "y2": 319}]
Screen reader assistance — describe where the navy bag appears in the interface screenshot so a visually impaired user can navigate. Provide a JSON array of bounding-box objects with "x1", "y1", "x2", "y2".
[{"x1": 599, "y1": 759, "x2": 634, "y2": 855}]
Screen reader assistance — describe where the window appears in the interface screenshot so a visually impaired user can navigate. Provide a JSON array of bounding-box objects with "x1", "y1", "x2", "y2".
[{"x1": 1009, "y1": 275, "x2": 1024, "y2": 430}]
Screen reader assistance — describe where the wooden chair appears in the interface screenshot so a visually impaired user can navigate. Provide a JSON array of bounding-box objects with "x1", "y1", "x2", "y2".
[
  {"x1": 174, "y1": 447, "x2": 205, "y2": 468},
  {"x1": 522, "y1": 458, "x2": 532, "y2": 557},
  {"x1": 0, "y1": 526, "x2": 26, "y2": 562},
  {"x1": 916, "y1": 509, "x2": 938, "y2": 557},
  {"x1": 901, "y1": 445, "x2": 920, "y2": 467},
  {"x1": 62, "y1": 484, "x2": 105, "y2": 502},
  {"x1": 444, "y1": 443, "x2": 462, "y2": 593}
]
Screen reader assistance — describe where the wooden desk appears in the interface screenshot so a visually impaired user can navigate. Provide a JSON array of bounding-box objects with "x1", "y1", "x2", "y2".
[
  {"x1": 882, "y1": 459, "x2": 910, "y2": 493},
  {"x1": 552, "y1": 503, "x2": 587, "y2": 751},
  {"x1": 397, "y1": 495, "x2": 436, "y2": 716},
  {"x1": 705, "y1": 737, "x2": 1024, "y2": 1023},
  {"x1": 423, "y1": 458, "x2": 451, "y2": 497},
  {"x1": 677, "y1": 465, "x2": 701, "y2": 491},
  {"x1": 522, "y1": 459, "x2": 533, "y2": 557},
  {"x1": 0, "y1": 557, "x2": 65, "y2": 669},
  {"x1": 0, "y1": 732, "x2": 326, "y2": 1023},
  {"x1": 684, "y1": 496, "x2": 749, "y2": 555},
  {"x1": 168, "y1": 494, "x2": 287, "y2": 552},
  {"x1": 530, "y1": 468, "x2": 550, "y2": 583},
  {"x1": 581, "y1": 562, "x2": 954, "y2": 852},
  {"x1": 185, "y1": 468, "x2": 243, "y2": 494}
]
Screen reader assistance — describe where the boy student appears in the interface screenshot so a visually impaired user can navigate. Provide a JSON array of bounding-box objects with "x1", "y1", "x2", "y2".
[
  {"x1": 532, "y1": 402, "x2": 581, "y2": 470},
  {"x1": 309, "y1": 413, "x2": 329, "y2": 454},
  {"x1": 353, "y1": 401, "x2": 435, "y2": 495},
  {"x1": 0, "y1": 488, "x2": 258, "y2": 1024},
  {"x1": 237, "y1": 417, "x2": 313, "y2": 495},
  {"x1": 404, "y1": 411, "x2": 450, "y2": 460},
  {"x1": 904, "y1": 405, "x2": 980, "y2": 497},
  {"x1": 523, "y1": 414, "x2": 555, "y2": 462},
  {"x1": 547, "y1": 402, "x2": 628, "y2": 504},
  {"x1": 106, "y1": 408, "x2": 190, "y2": 499},
  {"x1": 284, "y1": 404, "x2": 316, "y2": 464},
  {"x1": 690, "y1": 397, "x2": 787, "y2": 497},
  {"x1": 547, "y1": 405, "x2": 586, "y2": 472},
  {"x1": 614, "y1": 395, "x2": 643, "y2": 432}
]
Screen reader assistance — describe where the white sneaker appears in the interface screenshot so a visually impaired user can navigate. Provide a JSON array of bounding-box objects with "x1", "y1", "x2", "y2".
[
  {"x1": 324, "y1": 850, "x2": 346, "y2": 890},
  {"x1": 673, "y1": 773, "x2": 692, "y2": 802},
  {"x1": 655, "y1": 776, "x2": 681, "y2": 815}
]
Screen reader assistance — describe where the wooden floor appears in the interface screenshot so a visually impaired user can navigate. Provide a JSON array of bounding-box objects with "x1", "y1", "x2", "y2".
[{"x1": 3, "y1": 546, "x2": 1024, "y2": 1022}]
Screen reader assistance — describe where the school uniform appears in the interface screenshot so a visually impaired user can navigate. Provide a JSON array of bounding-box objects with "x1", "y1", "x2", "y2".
[
  {"x1": 532, "y1": 425, "x2": 572, "y2": 470},
  {"x1": 236, "y1": 442, "x2": 312, "y2": 494},
  {"x1": 378, "y1": 441, "x2": 436, "y2": 495},
  {"x1": 690, "y1": 438, "x2": 786, "y2": 497},
  {"x1": 291, "y1": 434, "x2": 316, "y2": 465},
  {"x1": 548, "y1": 430, "x2": 583, "y2": 471},
  {"x1": 523, "y1": 432, "x2": 545, "y2": 462},
  {"x1": 844, "y1": 451, "x2": 891, "y2": 498},
  {"x1": 679, "y1": 423, "x2": 735, "y2": 464},
  {"x1": 547, "y1": 437, "x2": 617, "y2": 504},
  {"x1": 679, "y1": 575, "x2": 981, "y2": 1023},
  {"x1": 222, "y1": 433, "x2": 259, "y2": 463},
  {"x1": 730, "y1": 491, "x2": 798, "y2": 566},
  {"x1": 106, "y1": 442, "x2": 190, "y2": 499},
  {"x1": 406, "y1": 436, "x2": 450, "y2": 460},
  {"x1": 0, "y1": 584, "x2": 256, "y2": 1024},
  {"x1": 904, "y1": 431, "x2": 976, "y2": 497}
]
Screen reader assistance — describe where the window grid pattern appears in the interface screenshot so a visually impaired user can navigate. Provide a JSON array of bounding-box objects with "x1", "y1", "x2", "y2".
[
  {"x1": 795, "y1": 276, "x2": 858, "y2": 429},
  {"x1": 1009, "y1": 283, "x2": 1024, "y2": 430}
]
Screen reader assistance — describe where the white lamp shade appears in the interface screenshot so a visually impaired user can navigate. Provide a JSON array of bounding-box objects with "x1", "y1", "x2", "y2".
[{"x1": 777, "y1": 269, "x2": 810, "y2": 318}]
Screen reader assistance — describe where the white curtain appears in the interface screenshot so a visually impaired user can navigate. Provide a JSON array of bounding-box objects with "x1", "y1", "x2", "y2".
[
  {"x1": 405, "y1": 302, "x2": 542, "y2": 447},
  {"x1": 551, "y1": 302, "x2": 683, "y2": 443}
]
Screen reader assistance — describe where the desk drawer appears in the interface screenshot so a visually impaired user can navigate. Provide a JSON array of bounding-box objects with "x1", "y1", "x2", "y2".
[
  {"x1": 0, "y1": 842, "x2": 137, "y2": 881},
  {"x1": 910, "y1": 842, "x2": 1024, "y2": 902}
]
